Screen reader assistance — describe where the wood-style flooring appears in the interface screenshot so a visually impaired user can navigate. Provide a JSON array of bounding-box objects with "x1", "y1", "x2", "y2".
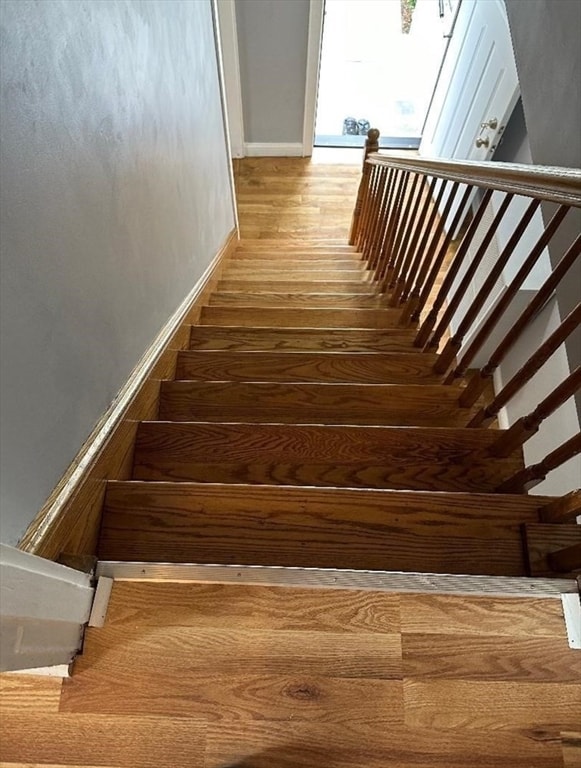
[{"x1": 1, "y1": 582, "x2": 579, "y2": 767}]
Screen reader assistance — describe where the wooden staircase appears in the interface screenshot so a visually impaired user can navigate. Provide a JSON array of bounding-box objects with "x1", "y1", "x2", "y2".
[{"x1": 97, "y1": 239, "x2": 570, "y2": 579}]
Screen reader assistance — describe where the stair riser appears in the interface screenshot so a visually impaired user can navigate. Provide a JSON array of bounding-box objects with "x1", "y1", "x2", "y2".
[
  {"x1": 208, "y1": 294, "x2": 388, "y2": 308},
  {"x1": 199, "y1": 307, "x2": 403, "y2": 329},
  {"x1": 158, "y1": 382, "x2": 473, "y2": 427},
  {"x1": 176, "y1": 351, "x2": 443, "y2": 384},
  {"x1": 188, "y1": 327, "x2": 418, "y2": 353},
  {"x1": 218, "y1": 280, "x2": 373, "y2": 293},
  {"x1": 133, "y1": 422, "x2": 523, "y2": 493}
]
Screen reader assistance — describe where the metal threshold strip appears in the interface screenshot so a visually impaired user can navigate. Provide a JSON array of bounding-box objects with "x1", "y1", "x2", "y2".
[{"x1": 96, "y1": 562, "x2": 577, "y2": 599}]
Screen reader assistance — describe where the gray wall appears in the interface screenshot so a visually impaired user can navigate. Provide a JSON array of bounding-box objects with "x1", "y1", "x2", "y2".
[
  {"x1": 505, "y1": 0, "x2": 581, "y2": 414},
  {"x1": 0, "y1": 0, "x2": 235, "y2": 545},
  {"x1": 236, "y1": 0, "x2": 310, "y2": 144}
]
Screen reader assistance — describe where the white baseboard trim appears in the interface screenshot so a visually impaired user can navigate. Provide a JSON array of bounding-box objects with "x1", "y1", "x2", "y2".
[
  {"x1": 561, "y1": 593, "x2": 581, "y2": 649},
  {"x1": 6, "y1": 664, "x2": 71, "y2": 678},
  {"x1": 244, "y1": 142, "x2": 304, "y2": 157}
]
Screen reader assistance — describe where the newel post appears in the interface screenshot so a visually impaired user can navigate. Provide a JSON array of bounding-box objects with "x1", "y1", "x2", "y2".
[{"x1": 349, "y1": 128, "x2": 380, "y2": 245}]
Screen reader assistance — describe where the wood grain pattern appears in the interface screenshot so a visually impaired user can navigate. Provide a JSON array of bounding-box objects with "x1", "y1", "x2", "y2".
[
  {"x1": 220, "y1": 268, "x2": 367, "y2": 281},
  {"x1": 562, "y1": 731, "x2": 581, "y2": 768},
  {"x1": 400, "y1": 594, "x2": 570, "y2": 637},
  {"x1": 403, "y1": 633, "x2": 581, "y2": 681},
  {"x1": 132, "y1": 421, "x2": 523, "y2": 492},
  {"x1": 209, "y1": 292, "x2": 386, "y2": 307},
  {"x1": 176, "y1": 350, "x2": 442, "y2": 384},
  {"x1": 158, "y1": 381, "x2": 475, "y2": 427},
  {"x1": 99, "y1": 482, "x2": 534, "y2": 572},
  {"x1": 204, "y1": 722, "x2": 564, "y2": 768},
  {"x1": 403, "y1": 678, "x2": 581, "y2": 730},
  {"x1": 199, "y1": 306, "x2": 403, "y2": 328},
  {"x1": 0, "y1": 714, "x2": 206, "y2": 768},
  {"x1": 218, "y1": 279, "x2": 374, "y2": 292},
  {"x1": 225, "y1": 258, "x2": 365, "y2": 270},
  {"x1": 189, "y1": 325, "x2": 418, "y2": 352},
  {"x1": 0, "y1": 675, "x2": 62, "y2": 713},
  {"x1": 100, "y1": 582, "x2": 401, "y2": 632}
]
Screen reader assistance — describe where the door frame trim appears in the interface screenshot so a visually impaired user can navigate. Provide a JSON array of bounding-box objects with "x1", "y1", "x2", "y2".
[
  {"x1": 302, "y1": 0, "x2": 325, "y2": 157},
  {"x1": 96, "y1": 561, "x2": 577, "y2": 599},
  {"x1": 215, "y1": 0, "x2": 245, "y2": 158}
]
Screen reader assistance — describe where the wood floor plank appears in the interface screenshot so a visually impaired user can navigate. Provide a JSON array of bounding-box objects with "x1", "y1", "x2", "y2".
[
  {"x1": 188, "y1": 326, "x2": 417, "y2": 352},
  {"x1": 199, "y1": 306, "x2": 402, "y2": 328},
  {"x1": 524, "y1": 523, "x2": 581, "y2": 576},
  {"x1": 0, "y1": 675, "x2": 62, "y2": 713},
  {"x1": 0, "y1": 714, "x2": 206, "y2": 768},
  {"x1": 176, "y1": 350, "x2": 443, "y2": 384},
  {"x1": 158, "y1": 381, "x2": 475, "y2": 427},
  {"x1": 562, "y1": 731, "x2": 581, "y2": 768},
  {"x1": 72, "y1": 625, "x2": 402, "y2": 680},
  {"x1": 60, "y1": 669, "x2": 404, "y2": 725},
  {"x1": 219, "y1": 269, "x2": 366, "y2": 282},
  {"x1": 208, "y1": 292, "x2": 386, "y2": 308},
  {"x1": 204, "y1": 722, "x2": 564, "y2": 768},
  {"x1": 400, "y1": 594, "x2": 570, "y2": 637},
  {"x1": 132, "y1": 422, "x2": 522, "y2": 493},
  {"x1": 403, "y1": 678, "x2": 581, "y2": 730},
  {"x1": 225, "y1": 259, "x2": 365, "y2": 270},
  {"x1": 403, "y1": 633, "x2": 581, "y2": 682},
  {"x1": 100, "y1": 582, "x2": 401, "y2": 633}
]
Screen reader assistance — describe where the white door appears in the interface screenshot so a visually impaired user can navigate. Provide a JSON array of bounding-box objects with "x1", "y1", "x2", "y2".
[{"x1": 420, "y1": 0, "x2": 520, "y2": 162}]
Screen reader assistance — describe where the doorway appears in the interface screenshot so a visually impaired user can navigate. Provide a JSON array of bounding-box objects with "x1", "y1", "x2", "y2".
[{"x1": 313, "y1": 0, "x2": 459, "y2": 149}]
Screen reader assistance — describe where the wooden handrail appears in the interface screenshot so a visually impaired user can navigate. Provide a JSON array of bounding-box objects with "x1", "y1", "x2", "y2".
[
  {"x1": 547, "y1": 542, "x2": 581, "y2": 573},
  {"x1": 468, "y1": 303, "x2": 581, "y2": 428},
  {"x1": 488, "y1": 367, "x2": 581, "y2": 457},
  {"x1": 539, "y1": 490, "x2": 581, "y2": 523},
  {"x1": 496, "y1": 433, "x2": 581, "y2": 493},
  {"x1": 460, "y1": 234, "x2": 581, "y2": 407},
  {"x1": 366, "y1": 151, "x2": 581, "y2": 208},
  {"x1": 448, "y1": 204, "x2": 570, "y2": 380}
]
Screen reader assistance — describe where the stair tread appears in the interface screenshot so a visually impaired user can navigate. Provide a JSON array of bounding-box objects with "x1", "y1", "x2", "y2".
[
  {"x1": 200, "y1": 307, "x2": 404, "y2": 328},
  {"x1": 159, "y1": 381, "x2": 477, "y2": 427},
  {"x1": 218, "y1": 280, "x2": 374, "y2": 293},
  {"x1": 176, "y1": 350, "x2": 443, "y2": 384},
  {"x1": 99, "y1": 482, "x2": 542, "y2": 574},
  {"x1": 132, "y1": 421, "x2": 523, "y2": 493}
]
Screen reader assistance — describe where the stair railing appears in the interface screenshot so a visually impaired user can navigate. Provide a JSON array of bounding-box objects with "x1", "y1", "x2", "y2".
[{"x1": 350, "y1": 129, "x2": 581, "y2": 574}]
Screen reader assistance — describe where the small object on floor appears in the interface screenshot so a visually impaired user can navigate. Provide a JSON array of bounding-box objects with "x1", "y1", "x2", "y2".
[
  {"x1": 358, "y1": 119, "x2": 371, "y2": 135},
  {"x1": 343, "y1": 117, "x2": 359, "y2": 135}
]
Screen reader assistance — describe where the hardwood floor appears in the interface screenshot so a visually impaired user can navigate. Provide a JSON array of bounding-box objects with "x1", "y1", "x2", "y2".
[{"x1": 1, "y1": 582, "x2": 579, "y2": 767}]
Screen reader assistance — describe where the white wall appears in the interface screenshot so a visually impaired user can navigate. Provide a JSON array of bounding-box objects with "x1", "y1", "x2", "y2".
[
  {"x1": 236, "y1": 0, "x2": 310, "y2": 145},
  {"x1": 0, "y1": 0, "x2": 235, "y2": 545}
]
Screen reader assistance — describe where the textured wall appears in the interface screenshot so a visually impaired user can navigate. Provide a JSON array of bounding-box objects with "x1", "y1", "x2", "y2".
[
  {"x1": 0, "y1": 0, "x2": 235, "y2": 545},
  {"x1": 236, "y1": 0, "x2": 310, "y2": 144}
]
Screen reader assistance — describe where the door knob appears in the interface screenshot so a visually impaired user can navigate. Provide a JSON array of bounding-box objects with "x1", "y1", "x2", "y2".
[
  {"x1": 475, "y1": 136, "x2": 490, "y2": 149},
  {"x1": 481, "y1": 118, "x2": 498, "y2": 130}
]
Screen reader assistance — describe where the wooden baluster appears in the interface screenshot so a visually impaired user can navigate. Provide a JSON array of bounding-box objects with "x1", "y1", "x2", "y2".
[
  {"x1": 411, "y1": 183, "x2": 474, "y2": 324},
  {"x1": 397, "y1": 178, "x2": 448, "y2": 323},
  {"x1": 388, "y1": 175, "x2": 431, "y2": 306},
  {"x1": 488, "y1": 367, "x2": 581, "y2": 457},
  {"x1": 364, "y1": 167, "x2": 390, "y2": 265},
  {"x1": 349, "y1": 128, "x2": 380, "y2": 246},
  {"x1": 449, "y1": 205, "x2": 570, "y2": 380},
  {"x1": 377, "y1": 170, "x2": 411, "y2": 285},
  {"x1": 468, "y1": 303, "x2": 581, "y2": 427},
  {"x1": 427, "y1": 193, "x2": 514, "y2": 353},
  {"x1": 380, "y1": 170, "x2": 412, "y2": 282},
  {"x1": 434, "y1": 197, "x2": 540, "y2": 375},
  {"x1": 357, "y1": 165, "x2": 380, "y2": 252},
  {"x1": 539, "y1": 490, "x2": 581, "y2": 523},
  {"x1": 400, "y1": 182, "x2": 462, "y2": 326},
  {"x1": 547, "y1": 542, "x2": 581, "y2": 573},
  {"x1": 415, "y1": 188, "x2": 494, "y2": 348},
  {"x1": 460, "y1": 234, "x2": 581, "y2": 408},
  {"x1": 384, "y1": 172, "x2": 420, "y2": 293},
  {"x1": 496, "y1": 433, "x2": 581, "y2": 493}
]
